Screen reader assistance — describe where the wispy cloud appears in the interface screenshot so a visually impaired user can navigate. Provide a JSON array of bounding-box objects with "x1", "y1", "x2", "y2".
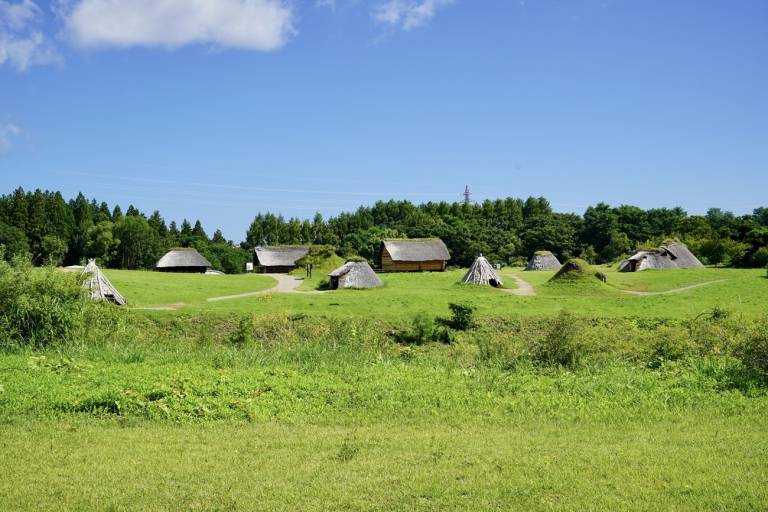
[
  {"x1": 0, "y1": 0, "x2": 58, "y2": 71},
  {"x1": 0, "y1": 121, "x2": 21, "y2": 153},
  {"x1": 63, "y1": 0, "x2": 295, "y2": 51},
  {"x1": 372, "y1": 0, "x2": 453, "y2": 31}
]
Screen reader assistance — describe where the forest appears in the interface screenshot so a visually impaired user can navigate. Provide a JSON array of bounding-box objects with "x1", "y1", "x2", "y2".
[{"x1": 1, "y1": 187, "x2": 767, "y2": 272}]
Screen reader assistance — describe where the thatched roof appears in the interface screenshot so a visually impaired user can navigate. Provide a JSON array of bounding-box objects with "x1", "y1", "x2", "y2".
[
  {"x1": 381, "y1": 239, "x2": 450, "y2": 262},
  {"x1": 156, "y1": 248, "x2": 211, "y2": 269},
  {"x1": 619, "y1": 242, "x2": 703, "y2": 272},
  {"x1": 526, "y1": 251, "x2": 562, "y2": 271},
  {"x1": 82, "y1": 259, "x2": 126, "y2": 306},
  {"x1": 328, "y1": 261, "x2": 384, "y2": 289},
  {"x1": 661, "y1": 242, "x2": 704, "y2": 269},
  {"x1": 255, "y1": 246, "x2": 309, "y2": 267},
  {"x1": 462, "y1": 256, "x2": 503, "y2": 287}
]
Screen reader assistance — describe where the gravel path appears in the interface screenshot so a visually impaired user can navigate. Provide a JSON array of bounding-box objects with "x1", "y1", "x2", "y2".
[
  {"x1": 619, "y1": 279, "x2": 727, "y2": 297},
  {"x1": 207, "y1": 274, "x2": 324, "y2": 302},
  {"x1": 502, "y1": 275, "x2": 537, "y2": 296}
]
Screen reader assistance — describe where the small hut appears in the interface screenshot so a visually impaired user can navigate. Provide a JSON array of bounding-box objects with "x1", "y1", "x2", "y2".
[
  {"x1": 328, "y1": 261, "x2": 384, "y2": 290},
  {"x1": 254, "y1": 246, "x2": 310, "y2": 273},
  {"x1": 82, "y1": 259, "x2": 126, "y2": 305},
  {"x1": 462, "y1": 255, "x2": 503, "y2": 287},
  {"x1": 618, "y1": 242, "x2": 704, "y2": 272},
  {"x1": 526, "y1": 251, "x2": 562, "y2": 271},
  {"x1": 155, "y1": 248, "x2": 211, "y2": 273},
  {"x1": 379, "y1": 239, "x2": 450, "y2": 272}
]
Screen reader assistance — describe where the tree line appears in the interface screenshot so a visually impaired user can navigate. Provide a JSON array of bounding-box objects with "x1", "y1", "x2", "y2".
[{"x1": 1, "y1": 187, "x2": 767, "y2": 271}]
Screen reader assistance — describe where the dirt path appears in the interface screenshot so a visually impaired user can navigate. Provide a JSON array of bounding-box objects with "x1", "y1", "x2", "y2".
[
  {"x1": 502, "y1": 275, "x2": 537, "y2": 296},
  {"x1": 620, "y1": 279, "x2": 727, "y2": 297},
  {"x1": 207, "y1": 274, "x2": 325, "y2": 302}
]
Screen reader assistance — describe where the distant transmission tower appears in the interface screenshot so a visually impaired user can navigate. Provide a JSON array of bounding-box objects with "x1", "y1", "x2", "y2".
[{"x1": 463, "y1": 185, "x2": 471, "y2": 205}]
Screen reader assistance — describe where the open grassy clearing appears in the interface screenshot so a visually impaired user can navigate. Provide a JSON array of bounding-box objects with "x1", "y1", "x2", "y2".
[
  {"x1": 103, "y1": 270, "x2": 276, "y2": 307},
  {"x1": 108, "y1": 267, "x2": 768, "y2": 320},
  {"x1": 2, "y1": 416, "x2": 766, "y2": 512}
]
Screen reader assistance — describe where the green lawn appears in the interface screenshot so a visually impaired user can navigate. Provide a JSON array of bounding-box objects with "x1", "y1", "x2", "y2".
[
  {"x1": 3, "y1": 417, "x2": 766, "y2": 511},
  {"x1": 3, "y1": 263, "x2": 768, "y2": 510},
  {"x1": 97, "y1": 267, "x2": 768, "y2": 320},
  {"x1": 103, "y1": 269, "x2": 276, "y2": 307},
  {"x1": 190, "y1": 267, "x2": 767, "y2": 320}
]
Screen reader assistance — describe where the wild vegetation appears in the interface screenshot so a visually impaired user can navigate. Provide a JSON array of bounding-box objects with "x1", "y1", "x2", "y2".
[
  {"x1": 2, "y1": 221, "x2": 768, "y2": 509},
  {"x1": 2, "y1": 188, "x2": 767, "y2": 272}
]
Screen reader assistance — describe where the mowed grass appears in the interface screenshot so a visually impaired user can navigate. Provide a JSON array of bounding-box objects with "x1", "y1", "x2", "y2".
[
  {"x1": 3, "y1": 417, "x2": 766, "y2": 511},
  {"x1": 103, "y1": 269, "x2": 276, "y2": 307},
  {"x1": 174, "y1": 267, "x2": 768, "y2": 320}
]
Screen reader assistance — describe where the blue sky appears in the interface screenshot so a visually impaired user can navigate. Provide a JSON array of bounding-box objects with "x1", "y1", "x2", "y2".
[{"x1": 1, "y1": 0, "x2": 766, "y2": 241}]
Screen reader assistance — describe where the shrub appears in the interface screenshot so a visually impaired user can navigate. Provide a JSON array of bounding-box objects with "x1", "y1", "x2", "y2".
[
  {"x1": 752, "y1": 247, "x2": 768, "y2": 269},
  {"x1": 529, "y1": 311, "x2": 583, "y2": 369},
  {"x1": 0, "y1": 257, "x2": 89, "y2": 348},
  {"x1": 448, "y1": 302, "x2": 475, "y2": 331}
]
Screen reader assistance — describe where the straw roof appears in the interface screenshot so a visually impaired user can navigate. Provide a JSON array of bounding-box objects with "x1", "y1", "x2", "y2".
[
  {"x1": 462, "y1": 255, "x2": 503, "y2": 287},
  {"x1": 526, "y1": 251, "x2": 562, "y2": 271},
  {"x1": 156, "y1": 248, "x2": 211, "y2": 269},
  {"x1": 254, "y1": 246, "x2": 310, "y2": 267},
  {"x1": 619, "y1": 242, "x2": 703, "y2": 272},
  {"x1": 661, "y1": 242, "x2": 704, "y2": 269},
  {"x1": 82, "y1": 259, "x2": 126, "y2": 306},
  {"x1": 381, "y1": 239, "x2": 450, "y2": 262},
  {"x1": 328, "y1": 261, "x2": 384, "y2": 289}
]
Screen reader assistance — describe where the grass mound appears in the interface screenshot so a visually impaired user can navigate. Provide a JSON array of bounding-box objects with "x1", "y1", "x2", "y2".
[
  {"x1": 291, "y1": 245, "x2": 347, "y2": 290},
  {"x1": 547, "y1": 259, "x2": 611, "y2": 291}
]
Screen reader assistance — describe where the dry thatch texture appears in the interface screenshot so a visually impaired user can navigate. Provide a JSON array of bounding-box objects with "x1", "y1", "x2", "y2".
[
  {"x1": 254, "y1": 246, "x2": 310, "y2": 268},
  {"x1": 618, "y1": 242, "x2": 703, "y2": 272},
  {"x1": 82, "y1": 259, "x2": 126, "y2": 306},
  {"x1": 661, "y1": 242, "x2": 705, "y2": 269},
  {"x1": 381, "y1": 239, "x2": 450, "y2": 262},
  {"x1": 462, "y1": 256, "x2": 503, "y2": 287},
  {"x1": 328, "y1": 261, "x2": 384, "y2": 289},
  {"x1": 155, "y1": 248, "x2": 212, "y2": 271},
  {"x1": 526, "y1": 251, "x2": 562, "y2": 271}
]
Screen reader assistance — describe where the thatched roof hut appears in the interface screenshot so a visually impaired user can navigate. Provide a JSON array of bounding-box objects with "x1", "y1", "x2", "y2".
[
  {"x1": 526, "y1": 251, "x2": 562, "y2": 271},
  {"x1": 462, "y1": 255, "x2": 503, "y2": 287},
  {"x1": 254, "y1": 246, "x2": 310, "y2": 273},
  {"x1": 328, "y1": 261, "x2": 383, "y2": 290},
  {"x1": 618, "y1": 242, "x2": 703, "y2": 272},
  {"x1": 82, "y1": 259, "x2": 126, "y2": 305},
  {"x1": 155, "y1": 248, "x2": 211, "y2": 273},
  {"x1": 380, "y1": 239, "x2": 450, "y2": 272}
]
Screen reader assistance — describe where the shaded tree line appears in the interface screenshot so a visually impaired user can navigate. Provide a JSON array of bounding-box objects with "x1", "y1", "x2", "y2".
[
  {"x1": 2, "y1": 187, "x2": 767, "y2": 271},
  {"x1": 245, "y1": 198, "x2": 768, "y2": 268},
  {"x1": 0, "y1": 188, "x2": 250, "y2": 273}
]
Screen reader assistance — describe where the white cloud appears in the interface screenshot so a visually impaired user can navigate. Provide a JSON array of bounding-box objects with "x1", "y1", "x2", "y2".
[
  {"x1": 64, "y1": 0, "x2": 295, "y2": 51},
  {"x1": 372, "y1": 0, "x2": 453, "y2": 31},
  {"x1": 0, "y1": 0, "x2": 58, "y2": 71},
  {"x1": 0, "y1": 122, "x2": 21, "y2": 153}
]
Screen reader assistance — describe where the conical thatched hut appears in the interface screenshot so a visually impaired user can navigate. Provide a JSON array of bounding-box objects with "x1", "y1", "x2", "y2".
[
  {"x1": 82, "y1": 259, "x2": 126, "y2": 306},
  {"x1": 328, "y1": 261, "x2": 384, "y2": 290},
  {"x1": 462, "y1": 255, "x2": 503, "y2": 287},
  {"x1": 618, "y1": 242, "x2": 703, "y2": 272},
  {"x1": 155, "y1": 248, "x2": 211, "y2": 273},
  {"x1": 526, "y1": 251, "x2": 562, "y2": 271}
]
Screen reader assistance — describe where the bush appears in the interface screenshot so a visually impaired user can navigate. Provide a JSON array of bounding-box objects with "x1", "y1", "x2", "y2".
[
  {"x1": 529, "y1": 311, "x2": 583, "y2": 369},
  {"x1": 448, "y1": 303, "x2": 475, "y2": 331},
  {"x1": 0, "y1": 257, "x2": 88, "y2": 348}
]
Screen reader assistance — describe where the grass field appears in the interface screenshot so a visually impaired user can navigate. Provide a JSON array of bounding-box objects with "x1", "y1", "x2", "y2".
[
  {"x1": 104, "y1": 266, "x2": 768, "y2": 320},
  {"x1": 3, "y1": 265, "x2": 767, "y2": 510},
  {"x1": 103, "y1": 270, "x2": 276, "y2": 307}
]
